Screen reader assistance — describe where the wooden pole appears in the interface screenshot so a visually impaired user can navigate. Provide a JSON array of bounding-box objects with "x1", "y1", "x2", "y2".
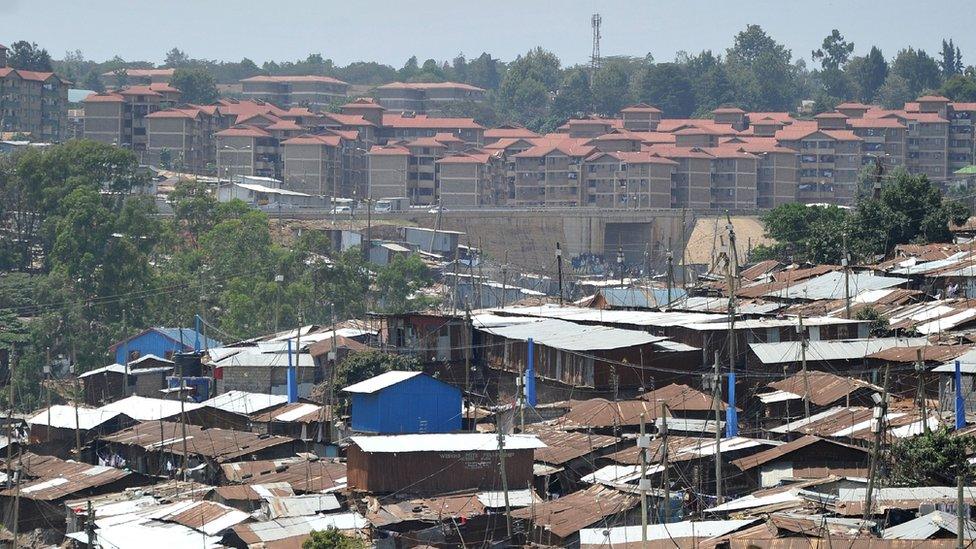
[
  {"x1": 662, "y1": 403, "x2": 670, "y2": 523},
  {"x1": 799, "y1": 314, "x2": 811, "y2": 420},
  {"x1": 496, "y1": 419, "x2": 512, "y2": 539},
  {"x1": 713, "y1": 350, "x2": 723, "y2": 504},
  {"x1": 464, "y1": 308, "x2": 472, "y2": 431},
  {"x1": 639, "y1": 412, "x2": 648, "y2": 543},
  {"x1": 863, "y1": 364, "x2": 890, "y2": 523}
]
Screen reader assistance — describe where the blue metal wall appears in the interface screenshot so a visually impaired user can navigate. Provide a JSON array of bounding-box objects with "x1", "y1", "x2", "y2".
[
  {"x1": 114, "y1": 330, "x2": 189, "y2": 365},
  {"x1": 350, "y1": 374, "x2": 461, "y2": 434}
]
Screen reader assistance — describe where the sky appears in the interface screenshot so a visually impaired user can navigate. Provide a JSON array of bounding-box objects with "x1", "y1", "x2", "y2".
[{"x1": 5, "y1": 0, "x2": 976, "y2": 69}]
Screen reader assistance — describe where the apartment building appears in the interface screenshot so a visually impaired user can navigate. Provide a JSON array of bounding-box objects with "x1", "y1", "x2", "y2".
[
  {"x1": 620, "y1": 104, "x2": 662, "y2": 132},
  {"x1": 512, "y1": 139, "x2": 596, "y2": 207},
  {"x1": 732, "y1": 139, "x2": 799, "y2": 208},
  {"x1": 281, "y1": 134, "x2": 345, "y2": 197},
  {"x1": 367, "y1": 145, "x2": 410, "y2": 200},
  {"x1": 100, "y1": 68, "x2": 174, "y2": 89},
  {"x1": 0, "y1": 46, "x2": 70, "y2": 142},
  {"x1": 145, "y1": 106, "x2": 216, "y2": 173},
  {"x1": 948, "y1": 102, "x2": 976, "y2": 172},
  {"x1": 82, "y1": 84, "x2": 180, "y2": 160},
  {"x1": 704, "y1": 147, "x2": 759, "y2": 210},
  {"x1": 215, "y1": 125, "x2": 280, "y2": 180},
  {"x1": 240, "y1": 75, "x2": 349, "y2": 111},
  {"x1": 379, "y1": 114, "x2": 484, "y2": 146},
  {"x1": 373, "y1": 82, "x2": 486, "y2": 114},
  {"x1": 583, "y1": 151, "x2": 676, "y2": 208},
  {"x1": 436, "y1": 152, "x2": 502, "y2": 207},
  {"x1": 645, "y1": 146, "x2": 714, "y2": 210},
  {"x1": 774, "y1": 122, "x2": 862, "y2": 205}
]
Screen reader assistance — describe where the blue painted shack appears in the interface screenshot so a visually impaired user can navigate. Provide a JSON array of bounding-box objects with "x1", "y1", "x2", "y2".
[
  {"x1": 109, "y1": 328, "x2": 223, "y2": 366},
  {"x1": 342, "y1": 371, "x2": 461, "y2": 434}
]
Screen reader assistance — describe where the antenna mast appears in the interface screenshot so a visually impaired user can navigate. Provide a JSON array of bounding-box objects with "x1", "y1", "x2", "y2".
[{"x1": 590, "y1": 13, "x2": 602, "y2": 78}]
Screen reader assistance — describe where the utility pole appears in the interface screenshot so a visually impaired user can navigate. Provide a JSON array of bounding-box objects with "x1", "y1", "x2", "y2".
[
  {"x1": 326, "y1": 303, "x2": 338, "y2": 444},
  {"x1": 863, "y1": 364, "x2": 890, "y2": 523},
  {"x1": 712, "y1": 350, "x2": 723, "y2": 505},
  {"x1": 427, "y1": 199, "x2": 441, "y2": 254},
  {"x1": 496, "y1": 419, "x2": 512, "y2": 540},
  {"x1": 843, "y1": 231, "x2": 851, "y2": 319},
  {"x1": 10, "y1": 459, "x2": 19, "y2": 549},
  {"x1": 798, "y1": 314, "x2": 811, "y2": 420},
  {"x1": 86, "y1": 500, "x2": 95, "y2": 548},
  {"x1": 464, "y1": 308, "x2": 472, "y2": 430},
  {"x1": 873, "y1": 154, "x2": 884, "y2": 199},
  {"x1": 122, "y1": 308, "x2": 129, "y2": 397},
  {"x1": 725, "y1": 213, "x2": 739, "y2": 374},
  {"x1": 958, "y1": 466, "x2": 966, "y2": 549},
  {"x1": 365, "y1": 198, "x2": 373, "y2": 261},
  {"x1": 556, "y1": 242, "x2": 564, "y2": 306},
  {"x1": 5, "y1": 351, "x2": 15, "y2": 488},
  {"x1": 666, "y1": 248, "x2": 674, "y2": 307},
  {"x1": 661, "y1": 403, "x2": 670, "y2": 523},
  {"x1": 501, "y1": 252, "x2": 509, "y2": 309},
  {"x1": 617, "y1": 244, "x2": 625, "y2": 287},
  {"x1": 179, "y1": 358, "x2": 189, "y2": 483},
  {"x1": 916, "y1": 349, "x2": 930, "y2": 435},
  {"x1": 639, "y1": 412, "x2": 648, "y2": 542}
]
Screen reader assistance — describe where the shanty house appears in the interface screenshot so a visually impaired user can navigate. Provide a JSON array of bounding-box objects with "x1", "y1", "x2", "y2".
[
  {"x1": 933, "y1": 350, "x2": 976, "y2": 415},
  {"x1": 109, "y1": 327, "x2": 222, "y2": 365},
  {"x1": 79, "y1": 355, "x2": 175, "y2": 405},
  {"x1": 342, "y1": 371, "x2": 462, "y2": 434},
  {"x1": 27, "y1": 405, "x2": 134, "y2": 458},
  {"x1": 347, "y1": 433, "x2": 544, "y2": 494},
  {"x1": 731, "y1": 435, "x2": 870, "y2": 489},
  {"x1": 98, "y1": 395, "x2": 250, "y2": 431}
]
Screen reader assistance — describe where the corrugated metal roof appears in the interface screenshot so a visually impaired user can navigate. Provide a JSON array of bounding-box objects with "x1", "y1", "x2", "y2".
[
  {"x1": 731, "y1": 436, "x2": 867, "y2": 472},
  {"x1": 0, "y1": 454, "x2": 136, "y2": 501},
  {"x1": 99, "y1": 396, "x2": 203, "y2": 421},
  {"x1": 916, "y1": 308, "x2": 976, "y2": 334},
  {"x1": 641, "y1": 383, "x2": 727, "y2": 412},
  {"x1": 77, "y1": 522, "x2": 225, "y2": 549},
  {"x1": 511, "y1": 484, "x2": 639, "y2": 539},
  {"x1": 683, "y1": 315, "x2": 863, "y2": 332},
  {"x1": 220, "y1": 457, "x2": 347, "y2": 493},
  {"x1": 341, "y1": 370, "x2": 423, "y2": 393},
  {"x1": 530, "y1": 428, "x2": 619, "y2": 465},
  {"x1": 202, "y1": 391, "x2": 289, "y2": 414},
  {"x1": 580, "y1": 519, "x2": 759, "y2": 546},
  {"x1": 350, "y1": 433, "x2": 545, "y2": 453},
  {"x1": 492, "y1": 304, "x2": 728, "y2": 327},
  {"x1": 100, "y1": 421, "x2": 295, "y2": 462},
  {"x1": 763, "y1": 271, "x2": 907, "y2": 301},
  {"x1": 252, "y1": 402, "x2": 327, "y2": 423},
  {"x1": 837, "y1": 487, "x2": 976, "y2": 516},
  {"x1": 232, "y1": 513, "x2": 368, "y2": 543},
  {"x1": 762, "y1": 371, "x2": 882, "y2": 406},
  {"x1": 367, "y1": 492, "x2": 485, "y2": 527},
  {"x1": 27, "y1": 405, "x2": 123, "y2": 430},
  {"x1": 477, "y1": 488, "x2": 537, "y2": 508},
  {"x1": 262, "y1": 494, "x2": 341, "y2": 519},
  {"x1": 705, "y1": 491, "x2": 802, "y2": 513},
  {"x1": 145, "y1": 499, "x2": 251, "y2": 535},
  {"x1": 883, "y1": 510, "x2": 976, "y2": 540},
  {"x1": 749, "y1": 338, "x2": 927, "y2": 365},
  {"x1": 479, "y1": 317, "x2": 667, "y2": 351},
  {"x1": 934, "y1": 349, "x2": 976, "y2": 373},
  {"x1": 211, "y1": 349, "x2": 316, "y2": 368}
]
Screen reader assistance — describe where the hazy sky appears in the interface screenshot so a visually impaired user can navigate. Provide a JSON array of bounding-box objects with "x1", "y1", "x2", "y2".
[{"x1": 5, "y1": 0, "x2": 976, "y2": 68}]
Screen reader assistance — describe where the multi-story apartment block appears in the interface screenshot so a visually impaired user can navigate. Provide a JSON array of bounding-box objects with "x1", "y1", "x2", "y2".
[
  {"x1": 281, "y1": 134, "x2": 345, "y2": 197},
  {"x1": 100, "y1": 68, "x2": 174, "y2": 89},
  {"x1": 774, "y1": 122, "x2": 862, "y2": 204},
  {"x1": 373, "y1": 82, "x2": 486, "y2": 114},
  {"x1": 379, "y1": 114, "x2": 484, "y2": 146},
  {"x1": 483, "y1": 125, "x2": 540, "y2": 144},
  {"x1": 620, "y1": 104, "x2": 662, "y2": 132},
  {"x1": 644, "y1": 146, "x2": 714, "y2": 210},
  {"x1": 82, "y1": 84, "x2": 180, "y2": 160},
  {"x1": 732, "y1": 139, "x2": 799, "y2": 208},
  {"x1": 437, "y1": 152, "x2": 503, "y2": 207},
  {"x1": 512, "y1": 140, "x2": 596, "y2": 207},
  {"x1": 948, "y1": 102, "x2": 976, "y2": 172},
  {"x1": 704, "y1": 147, "x2": 759, "y2": 210},
  {"x1": 240, "y1": 75, "x2": 349, "y2": 111},
  {"x1": 367, "y1": 145, "x2": 410, "y2": 201},
  {"x1": 215, "y1": 125, "x2": 280, "y2": 180},
  {"x1": 0, "y1": 47, "x2": 70, "y2": 142},
  {"x1": 583, "y1": 151, "x2": 676, "y2": 208},
  {"x1": 145, "y1": 106, "x2": 216, "y2": 173}
]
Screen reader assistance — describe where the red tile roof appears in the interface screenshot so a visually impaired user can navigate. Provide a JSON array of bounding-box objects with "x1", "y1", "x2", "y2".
[
  {"x1": 512, "y1": 138, "x2": 597, "y2": 158},
  {"x1": 643, "y1": 144, "x2": 715, "y2": 159},
  {"x1": 13, "y1": 69, "x2": 62, "y2": 83},
  {"x1": 281, "y1": 134, "x2": 341, "y2": 146},
  {"x1": 835, "y1": 102, "x2": 871, "y2": 110},
  {"x1": 433, "y1": 132, "x2": 464, "y2": 143},
  {"x1": 436, "y1": 152, "x2": 493, "y2": 164},
  {"x1": 902, "y1": 112, "x2": 949, "y2": 123},
  {"x1": 703, "y1": 146, "x2": 759, "y2": 159},
  {"x1": 748, "y1": 112, "x2": 795, "y2": 124},
  {"x1": 375, "y1": 81, "x2": 484, "y2": 92},
  {"x1": 216, "y1": 125, "x2": 271, "y2": 138},
  {"x1": 917, "y1": 94, "x2": 950, "y2": 102},
  {"x1": 322, "y1": 128, "x2": 360, "y2": 141},
  {"x1": 145, "y1": 107, "x2": 204, "y2": 119},
  {"x1": 118, "y1": 85, "x2": 162, "y2": 97},
  {"x1": 628, "y1": 131, "x2": 677, "y2": 144},
  {"x1": 321, "y1": 112, "x2": 375, "y2": 127},
  {"x1": 484, "y1": 126, "x2": 540, "y2": 139},
  {"x1": 620, "y1": 103, "x2": 662, "y2": 113},
  {"x1": 813, "y1": 111, "x2": 848, "y2": 119},
  {"x1": 382, "y1": 114, "x2": 483, "y2": 130},
  {"x1": 341, "y1": 98, "x2": 385, "y2": 110},
  {"x1": 820, "y1": 129, "x2": 862, "y2": 141},
  {"x1": 368, "y1": 144, "x2": 410, "y2": 156},
  {"x1": 713, "y1": 107, "x2": 746, "y2": 114},
  {"x1": 234, "y1": 112, "x2": 283, "y2": 126},
  {"x1": 83, "y1": 92, "x2": 125, "y2": 103},
  {"x1": 241, "y1": 75, "x2": 348, "y2": 85},
  {"x1": 847, "y1": 117, "x2": 905, "y2": 129},
  {"x1": 406, "y1": 136, "x2": 448, "y2": 148},
  {"x1": 149, "y1": 83, "x2": 180, "y2": 94},
  {"x1": 101, "y1": 68, "x2": 174, "y2": 78},
  {"x1": 265, "y1": 120, "x2": 303, "y2": 131},
  {"x1": 585, "y1": 151, "x2": 678, "y2": 165},
  {"x1": 951, "y1": 103, "x2": 976, "y2": 111}
]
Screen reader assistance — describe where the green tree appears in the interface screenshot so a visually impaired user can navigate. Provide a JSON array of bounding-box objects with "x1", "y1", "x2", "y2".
[
  {"x1": 845, "y1": 46, "x2": 888, "y2": 103},
  {"x1": 591, "y1": 60, "x2": 631, "y2": 116},
  {"x1": 113, "y1": 68, "x2": 129, "y2": 89},
  {"x1": 940, "y1": 75, "x2": 976, "y2": 102},
  {"x1": 81, "y1": 71, "x2": 105, "y2": 93},
  {"x1": 812, "y1": 29, "x2": 854, "y2": 71},
  {"x1": 375, "y1": 255, "x2": 434, "y2": 314},
  {"x1": 334, "y1": 350, "x2": 422, "y2": 390},
  {"x1": 498, "y1": 47, "x2": 561, "y2": 124},
  {"x1": 634, "y1": 63, "x2": 695, "y2": 118},
  {"x1": 466, "y1": 52, "x2": 501, "y2": 90},
  {"x1": 171, "y1": 67, "x2": 219, "y2": 104},
  {"x1": 877, "y1": 73, "x2": 914, "y2": 109},
  {"x1": 725, "y1": 25, "x2": 799, "y2": 111},
  {"x1": 551, "y1": 68, "x2": 591, "y2": 119},
  {"x1": 939, "y1": 39, "x2": 963, "y2": 79},
  {"x1": 759, "y1": 203, "x2": 850, "y2": 263},
  {"x1": 302, "y1": 528, "x2": 365, "y2": 549},
  {"x1": 891, "y1": 47, "x2": 942, "y2": 96},
  {"x1": 398, "y1": 56, "x2": 420, "y2": 81},
  {"x1": 686, "y1": 51, "x2": 734, "y2": 114},
  {"x1": 7, "y1": 40, "x2": 53, "y2": 72},
  {"x1": 164, "y1": 47, "x2": 191, "y2": 68},
  {"x1": 890, "y1": 428, "x2": 976, "y2": 486}
]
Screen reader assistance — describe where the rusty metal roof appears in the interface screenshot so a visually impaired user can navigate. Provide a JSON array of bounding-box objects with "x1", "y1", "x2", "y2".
[
  {"x1": 867, "y1": 344, "x2": 972, "y2": 363},
  {"x1": 231, "y1": 513, "x2": 368, "y2": 545},
  {"x1": 731, "y1": 436, "x2": 868, "y2": 472},
  {"x1": 0, "y1": 453, "x2": 140, "y2": 501},
  {"x1": 215, "y1": 482, "x2": 294, "y2": 501},
  {"x1": 262, "y1": 494, "x2": 342, "y2": 519},
  {"x1": 220, "y1": 457, "x2": 347, "y2": 493},
  {"x1": 529, "y1": 428, "x2": 619, "y2": 465},
  {"x1": 557, "y1": 399, "x2": 663, "y2": 429},
  {"x1": 767, "y1": 407, "x2": 942, "y2": 442},
  {"x1": 147, "y1": 499, "x2": 251, "y2": 535},
  {"x1": 367, "y1": 492, "x2": 486, "y2": 527},
  {"x1": 763, "y1": 372, "x2": 882, "y2": 407},
  {"x1": 250, "y1": 402, "x2": 330, "y2": 424},
  {"x1": 641, "y1": 383, "x2": 728, "y2": 412},
  {"x1": 511, "y1": 484, "x2": 639, "y2": 539},
  {"x1": 100, "y1": 421, "x2": 296, "y2": 462}
]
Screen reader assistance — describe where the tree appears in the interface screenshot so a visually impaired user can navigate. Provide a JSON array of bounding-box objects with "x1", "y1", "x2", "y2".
[
  {"x1": 686, "y1": 51, "x2": 734, "y2": 114},
  {"x1": 551, "y1": 68, "x2": 591, "y2": 119},
  {"x1": 634, "y1": 63, "x2": 695, "y2": 118},
  {"x1": 466, "y1": 53, "x2": 501, "y2": 90},
  {"x1": 334, "y1": 350, "x2": 422, "y2": 390},
  {"x1": 890, "y1": 428, "x2": 976, "y2": 486},
  {"x1": 725, "y1": 25, "x2": 799, "y2": 111},
  {"x1": 812, "y1": 29, "x2": 854, "y2": 71},
  {"x1": 303, "y1": 528, "x2": 365, "y2": 549},
  {"x1": 113, "y1": 68, "x2": 129, "y2": 89},
  {"x1": 591, "y1": 60, "x2": 631, "y2": 116},
  {"x1": 759, "y1": 203, "x2": 850, "y2": 263},
  {"x1": 877, "y1": 73, "x2": 913, "y2": 109},
  {"x1": 845, "y1": 47, "x2": 888, "y2": 103},
  {"x1": 6, "y1": 41, "x2": 53, "y2": 72},
  {"x1": 374, "y1": 255, "x2": 434, "y2": 314},
  {"x1": 164, "y1": 47, "x2": 191, "y2": 68},
  {"x1": 940, "y1": 75, "x2": 976, "y2": 102},
  {"x1": 939, "y1": 39, "x2": 963, "y2": 79},
  {"x1": 498, "y1": 47, "x2": 562, "y2": 122},
  {"x1": 398, "y1": 56, "x2": 420, "y2": 81},
  {"x1": 891, "y1": 47, "x2": 942, "y2": 96},
  {"x1": 81, "y1": 71, "x2": 105, "y2": 93},
  {"x1": 170, "y1": 68, "x2": 219, "y2": 104}
]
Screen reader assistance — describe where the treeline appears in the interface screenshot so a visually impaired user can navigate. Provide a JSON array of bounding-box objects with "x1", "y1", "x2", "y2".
[
  {"x1": 0, "y1": 141, "x2": 435, "y2": 410},
  {"x1": 9, "y1": 25, "x2": 976, "y2": 130}
]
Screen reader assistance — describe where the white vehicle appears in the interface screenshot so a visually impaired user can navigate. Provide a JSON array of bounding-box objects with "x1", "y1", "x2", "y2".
[
  {"x1": 375, "y1": 197, "x2": 408, "y2": 213},
  {"x1": 331, "y1": 205, "x2": 352, "y2": 214},
  {"x1": 428, "y1": 206, "x2": 448, "y2": 214}
]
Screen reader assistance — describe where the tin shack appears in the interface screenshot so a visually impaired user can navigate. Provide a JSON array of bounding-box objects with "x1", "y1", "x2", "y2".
[{"x1": 342, "y1": 371, "x2": 462, "y2": 434}]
